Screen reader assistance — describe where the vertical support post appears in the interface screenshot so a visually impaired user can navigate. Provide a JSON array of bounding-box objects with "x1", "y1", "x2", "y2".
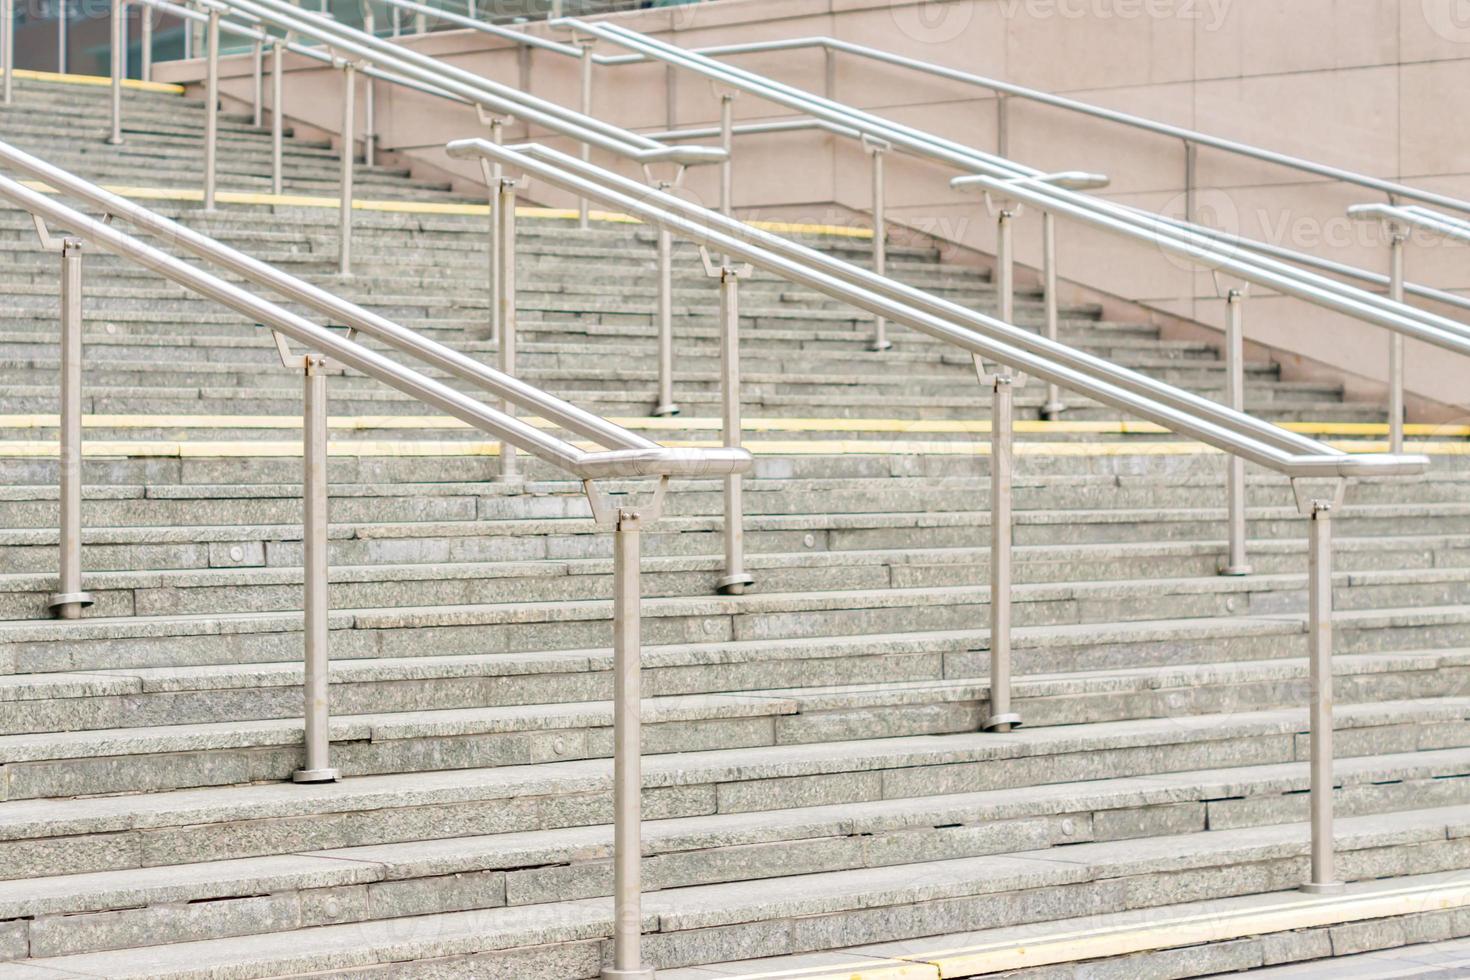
[
  {"x1": 359, "y1": 8, "x2": 374, "y2": 167},
  {"x1": 203, "y1": 8, "x2": 219, "y2": 211},
  {"x1": 577, "y1": 41, "x2": 594, "y2": 229},
  {"x1": 664, "y1": 64, "x2": 676, "y2": 130},
  {"x1": 497, "y1": 178, "x2": 519, "y2": 482},
  {"x1": 414, "y1": 9, "x2": 425, "y2": 33},
  {"x1": 57, "y1": 0, "x2": 67, "y2": 74},
  {"x1": 605, "y1": 507, "x2": 653, "y2": 980},
  {"x1": 271, "y1": 40, "x2": 284, "y2": 195},
  {"x1": 710, "y1": 255, "x2": 753, "y2": 594},
  {"x1": 1041, "y1": 211, "x2": 1065, "y2": 418},
  {"x1": 338, "y1": 61, "x2": 355, "y2": 277},
  {"x1": 996, "y1": 92, "x2": 1008, "y2": 158},
  {"x1": 517, "y1": 43, "x2": 531, "y2": 136},
  {"x1": 139, "y1": 2, "x2": 151, "y2": 82},
  {"x1": 1183, "y1": 139, "x2": 1197, "y2": 225},
  {"x1": 867, "y1": 142, "x2": 891, "y2": 351},
  {"x1": 49, "y1": 239, "x2": 95, "y2": 620},
  {"x1": 2, "y1": 0, "x2": 11, "y2": 105},
  {"x1": 484, "y1": 117, "x2": 504, "y2": 343},
  {"x1": 718, "y1": 92, "x2": 735, "y2": 218},
  {"x1": 823, "y1": 45, "x2": 835, "y2": 99},
  {"x1": 1387, "y1": 225, "x2": 1406, "y2": 454},
  {"x1": 986, "y1": 371, "x2": 1017, "y2": 732},
  {"x1": 995, "y1": 203, "x2": 1014, "y2": 323},
  {"x1": 109, "y1": 0, "x2": 124, "y2": 145},
  {"x1": 391, "y1": 5, "x2": 400, "y2": 35},
  {"x1": 251, "y1": 40, "x2": 263, "y2": 128},
  {"x1": 1222, "y1": 287, "x2": 1252, "y2": 575},
  {"x1": 1296, "y1": 481, "x2": 1345, "y2": 895},
  {"x1": 979, "y1": 201, "x2": 1021, "y2": 733},
  {"x1": 294, "y1": 355, "x2": 339, "y2": 783},
  {"x1": 653, "y1": 181, "x2": 678, "y2": 417}
]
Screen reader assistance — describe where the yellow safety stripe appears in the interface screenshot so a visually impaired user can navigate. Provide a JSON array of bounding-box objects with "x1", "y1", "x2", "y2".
[
  {"x1": 693, "y1": 878, "x2": 1470, "y2": 979},
  {"x1": 10, "y1": 68, "x2": 185, "y2": 94},
  {"x1": 14, "y1": 180, "x2": 872, "y2": 236},
  {"x1": 1, "y1": 439, "x2": 1466, "y2": 459},
  {"x1": 1, "y1": 415, "x2": 1466, "y2": 438}
]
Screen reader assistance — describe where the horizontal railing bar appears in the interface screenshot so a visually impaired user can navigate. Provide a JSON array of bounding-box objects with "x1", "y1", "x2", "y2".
[
  {"x1": 0, "y1": 139, "x2": 658, "y2": 453},
  {"x1": 452, "y1": 139, "x2": 1428, "y2": 480}
]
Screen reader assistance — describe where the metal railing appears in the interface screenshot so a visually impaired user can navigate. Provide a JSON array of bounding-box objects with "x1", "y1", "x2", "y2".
[
  {"x1": 449, "y1": 137, "x2": 1432, "y2": 926},
  {"x1": 0, "y1": 146, "x2": 750, "y2": 953},
  {"x1": 583, "y1": 28, "x2": 1470, "y2": 221},
  {"x1": 94, "y1": 0, "x2": 723, "y2": 284},
  {"x1": 1349, "y1": 203, "x2": 1470, "y2": 453}
]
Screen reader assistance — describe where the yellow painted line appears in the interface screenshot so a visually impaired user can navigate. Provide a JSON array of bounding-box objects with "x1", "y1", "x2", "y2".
[
  {"x1": 708, "y1": 878, "x2": 1470, "y2": 979},
  {"x1": 3, "y1": 415, "x2": 1468, "y2": 440},
  {"x1": 12, "y1": 181, "x2": 872, "y2": 235},
  {"x1": 913, "y1": 879, "x2": 1470, "y2": 978},
  {"x1": 4, "y1": 438, "x2": 1467, "y2": 460},
  {"x1": 11, "y1": 68, "x2": 185, "y2": 95}
]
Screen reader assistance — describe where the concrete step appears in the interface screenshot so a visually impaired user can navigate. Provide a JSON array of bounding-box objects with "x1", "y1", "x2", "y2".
[{"x1": 1, "y1": 744, "x2": 1468, "y2": 961}]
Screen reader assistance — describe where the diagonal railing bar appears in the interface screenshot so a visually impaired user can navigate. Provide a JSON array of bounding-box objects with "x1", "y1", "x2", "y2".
[
  {"x1": 451, "y1": 137, "x2": 1432, "y2": 945},
  {"x1": 0, "y1": 152, "x2": 749, "y2": 930}
]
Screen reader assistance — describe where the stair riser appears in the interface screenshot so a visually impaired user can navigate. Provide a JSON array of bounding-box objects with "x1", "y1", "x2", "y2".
[
  {"x1": 5, "y1": 649, "x2": 1466, "y2": 740},
  {"x1": 1, "y1": 712, "x2": 1462, "y2": 863},
  {"x1": 10, "y1": 771, "x2": 1469, "y2": 962}
]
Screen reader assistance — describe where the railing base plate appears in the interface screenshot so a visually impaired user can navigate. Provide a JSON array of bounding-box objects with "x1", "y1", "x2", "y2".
[
  {"x1": 47, "y1": 591, "x2": 96, "y2": 615},
  {"x1": 293, "y1": 767, "x2": 341, "y2": 784},
  {"x1": 1301, "y1": 880, "x2": 1346, "y2": 896},
  {"x1": 983, "y1": 712, "x2": 1022, "y2": 732},
  {"x1": 716, "y1": 572, "x2": 754, "y2": 595}
]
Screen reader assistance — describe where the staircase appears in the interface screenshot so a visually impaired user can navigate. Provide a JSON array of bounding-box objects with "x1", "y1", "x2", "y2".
[{"x1": 1, "y1": 73, "x2": 1469, "y2": 978}]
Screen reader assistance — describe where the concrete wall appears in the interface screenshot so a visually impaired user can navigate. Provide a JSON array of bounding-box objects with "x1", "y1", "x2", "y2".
[{"x1": 159, "y1": 0, "x2": 1470, "y2": 418}]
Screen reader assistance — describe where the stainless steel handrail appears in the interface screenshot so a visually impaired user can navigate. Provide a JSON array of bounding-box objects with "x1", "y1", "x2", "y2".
[
  {"x1": 101, "y1": 0, "x2": 725, "y2": 271},
  {"x1": 0, "y1": 141, "x2": 656, "y2": 454},
  {"x1": 1, "y1": 147, "x2": 748, "y2": 822},
  {"x1": 453, "y1": 139, "x2": 1423, "y2": 478},
  {"x1": 585, "y1": 30, "x2": 1470, "y2": 220},
  {"x1": 1347, "y1": 202, "x2": 1470, "y2": 453},
  {"x1": 450, "y1": 135, "x2": 1429, "y2": 938},
  {"x1": 1352, "y1": 203, "x2": 1470, "y2": 245},
  {"x1": 954, "y1": 175, "x2": 1470, "y2": 358},
  {"x1": 215, "y1": 0, "x2": 721, "y2": 166}
]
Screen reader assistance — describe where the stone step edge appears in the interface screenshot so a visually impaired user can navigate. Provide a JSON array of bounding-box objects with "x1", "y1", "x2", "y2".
[
  {"x1": 2, "y1": 414, "x2": 1461, "y2": 439},
  {"x1": 5, "y1": 744, "x2": 1469, "y2": 927},
  {"x1": 661, "y1": 866, "x2": 1470, "y2": 979},
  {"x1": 2, "y1": 644, "x2": 1459, "y2": 715},
  {"x1": 0, "y1": 692, "x2": 1463, "y2": 791},
  {"x1": 5, "y1": 807, "x2": 1470, "y2": 979}
]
